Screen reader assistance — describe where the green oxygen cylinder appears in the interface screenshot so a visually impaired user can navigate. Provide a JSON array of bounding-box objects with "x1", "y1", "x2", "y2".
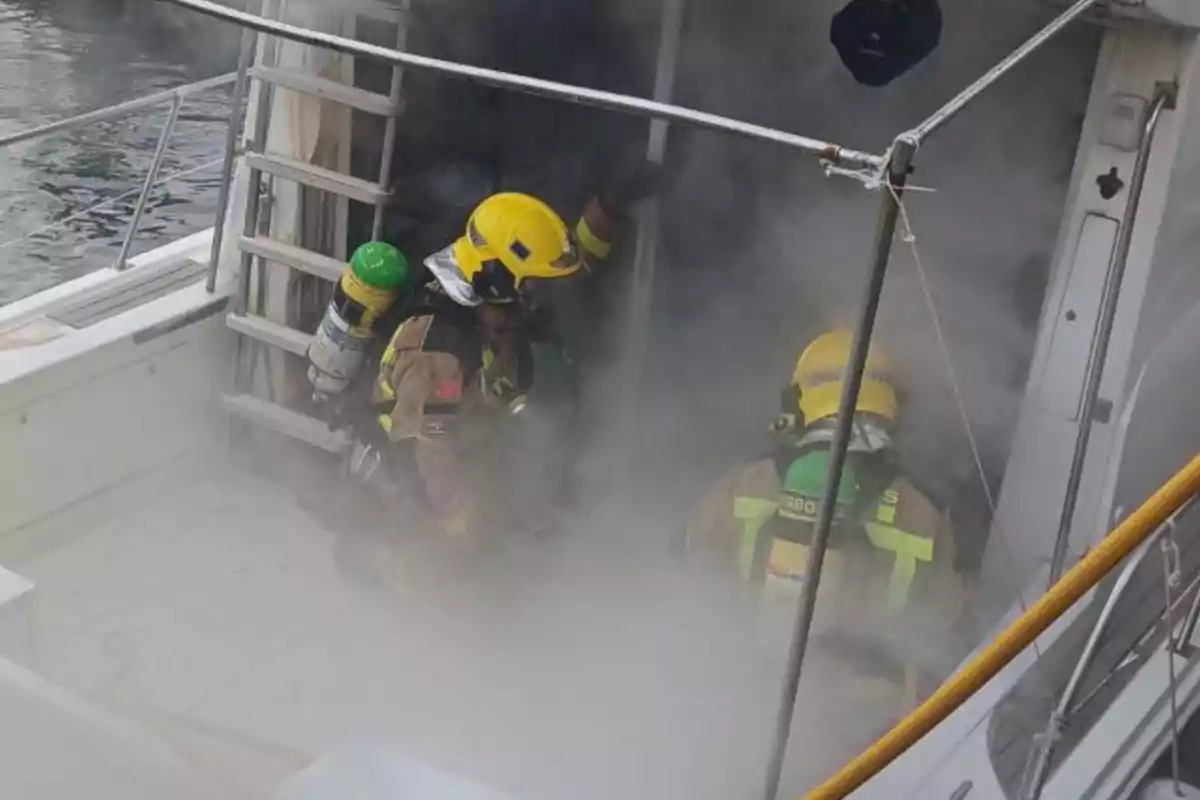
[{"x1": 307, "y1": 241, "x2": 410, "y2": 400}]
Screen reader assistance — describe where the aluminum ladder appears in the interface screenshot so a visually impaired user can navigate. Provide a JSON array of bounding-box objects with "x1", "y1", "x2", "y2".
[{"x1": 221, "y1": 6, "x2": 408, "y2": 454}]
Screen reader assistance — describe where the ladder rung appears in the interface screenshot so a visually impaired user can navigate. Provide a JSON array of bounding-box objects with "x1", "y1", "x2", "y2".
[
  {"x1": 249, "y1": 66, "x2": 400, "y2": 116},
  {"x1": 238, "y1": 236, "x2": 343, "y2": 282},
  {"x1": 226, "y1": 312, "x2": 312, "y2": 356},
  {"x1": 221, "y1": 393, "x2": 350, "y2": 454},
  {"x1": 244, "y1": 152, "x2": 390, "y2": 206}
]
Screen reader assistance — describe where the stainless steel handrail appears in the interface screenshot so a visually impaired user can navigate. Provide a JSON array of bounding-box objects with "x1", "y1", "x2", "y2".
[
  {"x1": 115, "y1": 95, "x2": 185, "y2": 271},
  {"x1": 155, "y1": 0, "x2": 884, "y2": 169},
  {"x1": 0, "y1": 72, "x2": 235, "y2": 149},
  {"x1": 0, "y1": 72, "x2": 236, "y2": 273},
  {"x1": 207, "y1": 34, "x2": 255, "y2": 292},
  {"x1": 1048, "y1": 84, "x2": 1178, "y2": 585}
]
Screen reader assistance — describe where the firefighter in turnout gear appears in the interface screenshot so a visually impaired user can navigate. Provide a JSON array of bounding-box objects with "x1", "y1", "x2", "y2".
[
  {"x1": 369, "y1": 306, "x2": 529, "y2": 543},
  {"x1": 362, "y1": 192, "x2": 591, "y2": 543},
  {"x1": 345, "y1": 166, "x2": 652, "y2": 548},
  {"x1": 685, "y1": 329, "x2": 968, "y2": 783}
]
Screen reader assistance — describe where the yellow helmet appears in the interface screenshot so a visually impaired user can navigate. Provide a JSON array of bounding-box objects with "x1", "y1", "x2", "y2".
[
  {"x1": 791, "y1": 329, "x2": 897, "y2": 425},
  {"x1": 449, "y1": 193, "x2": 581, "y2": 303}
]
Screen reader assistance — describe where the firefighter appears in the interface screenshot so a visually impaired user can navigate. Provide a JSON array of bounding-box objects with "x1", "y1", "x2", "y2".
[
  {"x1": 684, "y1": 329, "x2": 968, "y2": 784},
  {"x1": 342, "y1": 156, "x2": 658, "y2": 551},
  {"x1": 356, "y1": 192, "x2": 589, "y2": 546}
]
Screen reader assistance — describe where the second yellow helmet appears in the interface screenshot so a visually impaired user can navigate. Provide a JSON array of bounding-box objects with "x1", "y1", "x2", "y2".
[{"x1": 791, "y1": 329, "x2": 898, "y2": 425}]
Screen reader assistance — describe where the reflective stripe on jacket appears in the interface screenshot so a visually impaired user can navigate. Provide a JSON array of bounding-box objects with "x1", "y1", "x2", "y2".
[
  {"x1": 685, "y1": 456, "x2": 967, "y2": 684},
  {"x1": 373, "y1": 315, "x2": 471, "y2": 441},
  {"x1": 731, "y1": 489, "x2": 934, "y2": 610}
]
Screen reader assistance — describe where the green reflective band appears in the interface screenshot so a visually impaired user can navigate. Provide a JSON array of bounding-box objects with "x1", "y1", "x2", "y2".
[
  {"x1": 863, "y1": 522, "x2": 934, "y2": 610},
  {"x1": 733, "y1": 497, "x2": 778, "y2": 579}
]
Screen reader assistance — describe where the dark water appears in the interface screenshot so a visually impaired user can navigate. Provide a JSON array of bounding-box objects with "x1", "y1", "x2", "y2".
[{"x1": 0, "y1": 0, "x2": 237, "y2": 304}]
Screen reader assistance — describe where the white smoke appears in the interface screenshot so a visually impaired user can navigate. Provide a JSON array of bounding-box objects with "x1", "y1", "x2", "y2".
[{"x1": 11, "y1": 1, "x2": 1111, "y2": 798}]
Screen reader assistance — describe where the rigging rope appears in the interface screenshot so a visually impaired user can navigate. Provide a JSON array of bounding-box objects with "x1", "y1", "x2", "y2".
[
  {"x1": 824, "y1": 158, "x2": 938, "y2": 192},
  {"x1": 886, "y1": 182, "x2": 1042, "y2": 657}
]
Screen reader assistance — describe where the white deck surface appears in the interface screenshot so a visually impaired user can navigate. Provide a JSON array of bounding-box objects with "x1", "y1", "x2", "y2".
[{"x1": 3, "y1": 443, "x2": 799, "y2": 799}]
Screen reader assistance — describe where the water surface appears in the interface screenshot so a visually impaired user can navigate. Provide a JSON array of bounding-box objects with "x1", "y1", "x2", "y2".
[{"x1": 0, "y1": 0, "x2": 235, "y2": 304}]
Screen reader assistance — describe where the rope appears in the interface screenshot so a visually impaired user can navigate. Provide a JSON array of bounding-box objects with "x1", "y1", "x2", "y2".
[
  {"x1": 886, "y1": 182, "x2": 1042, "y2": 656},
  {"x1": 0, "y1": 156, "x2": 225, "y2": 253},
  {"x1": 823, "y1": 159, "x2": 938, "y2": 193}
]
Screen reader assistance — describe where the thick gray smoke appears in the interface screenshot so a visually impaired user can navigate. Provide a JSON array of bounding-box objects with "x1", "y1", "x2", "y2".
[
  {"x1": 357, "y1": 0, "x2": 1101, "y2": 793},
  {"x1": 633, "y1": 0, "x2": 1099, "y2": 566},
  {"x1": 292, "y1": 0, "x2": 1101, "y2": 794},
  {"x1": 28, "y1": 1, "x2": 1107, "y2": 797},
  {"x1": 495, "y1": 0, "x2": 1101, "y2": 791}
]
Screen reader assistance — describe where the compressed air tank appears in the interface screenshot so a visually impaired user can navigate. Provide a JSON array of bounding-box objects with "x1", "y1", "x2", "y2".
[{"x1": 307, "y1": 241, "x2": 410, "y2": 400}]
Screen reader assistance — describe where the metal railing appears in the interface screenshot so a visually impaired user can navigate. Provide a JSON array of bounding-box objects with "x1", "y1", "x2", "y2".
[
  {"x1": 1047, "y1": 83, "x2": 1179, "y2": 587},
  {"x1": 158, "y1": 0, "x2": 885, "y2": 169},
  {"x1": 1022, "y1": 496, "x2": 1197, "y2": 799},
  {"x1": 803, "y1": 452, "x2": 1200, "y2": 798},
  {"x1": 0, "y1": 71, "x2": 237, "y2": 273}
]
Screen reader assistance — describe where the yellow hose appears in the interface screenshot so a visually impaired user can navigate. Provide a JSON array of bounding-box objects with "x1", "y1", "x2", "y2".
[{"x1": 803, "y1": 448, "x2": 1200, "y2": 799}]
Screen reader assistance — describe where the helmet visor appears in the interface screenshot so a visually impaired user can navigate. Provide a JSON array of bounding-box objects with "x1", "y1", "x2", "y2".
[{"x1": 425, "y1": 246, "x2": 482, "y2": 307}]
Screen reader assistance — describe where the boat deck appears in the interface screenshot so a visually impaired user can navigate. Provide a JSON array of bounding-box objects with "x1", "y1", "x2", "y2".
[{"x1": 1, "y1": 440, "x2": 812, "y2": 799}]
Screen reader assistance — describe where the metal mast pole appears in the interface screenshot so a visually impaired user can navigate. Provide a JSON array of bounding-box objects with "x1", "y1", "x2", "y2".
[{"x1": 761, "y1": 135, "x2": 917, "y2": 800}]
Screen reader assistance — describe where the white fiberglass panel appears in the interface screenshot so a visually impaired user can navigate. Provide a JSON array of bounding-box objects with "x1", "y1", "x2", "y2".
[{"x1": 1039, "y1": 212, "x2": 1119, "y2": 420}]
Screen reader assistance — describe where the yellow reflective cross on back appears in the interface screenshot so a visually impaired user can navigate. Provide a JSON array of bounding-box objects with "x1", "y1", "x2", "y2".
[
  {"x1": 864, "y1": 487, "x2": 934, "y2": 609},
  {"x1": 732, "y1": 497, "x2": 778, "y2": 579},
  {"x1": 731, "y1": 487, "x2": 934, "y2": 609}
]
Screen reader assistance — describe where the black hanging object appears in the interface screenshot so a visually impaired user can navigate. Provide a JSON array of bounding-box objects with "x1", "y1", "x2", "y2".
[
  {"x1": 830, "y1": 0, "x2": 943, "y2": 87},
  {"x1": 1096, "y1": 166, "x2": 1125, "y2": 200}
]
